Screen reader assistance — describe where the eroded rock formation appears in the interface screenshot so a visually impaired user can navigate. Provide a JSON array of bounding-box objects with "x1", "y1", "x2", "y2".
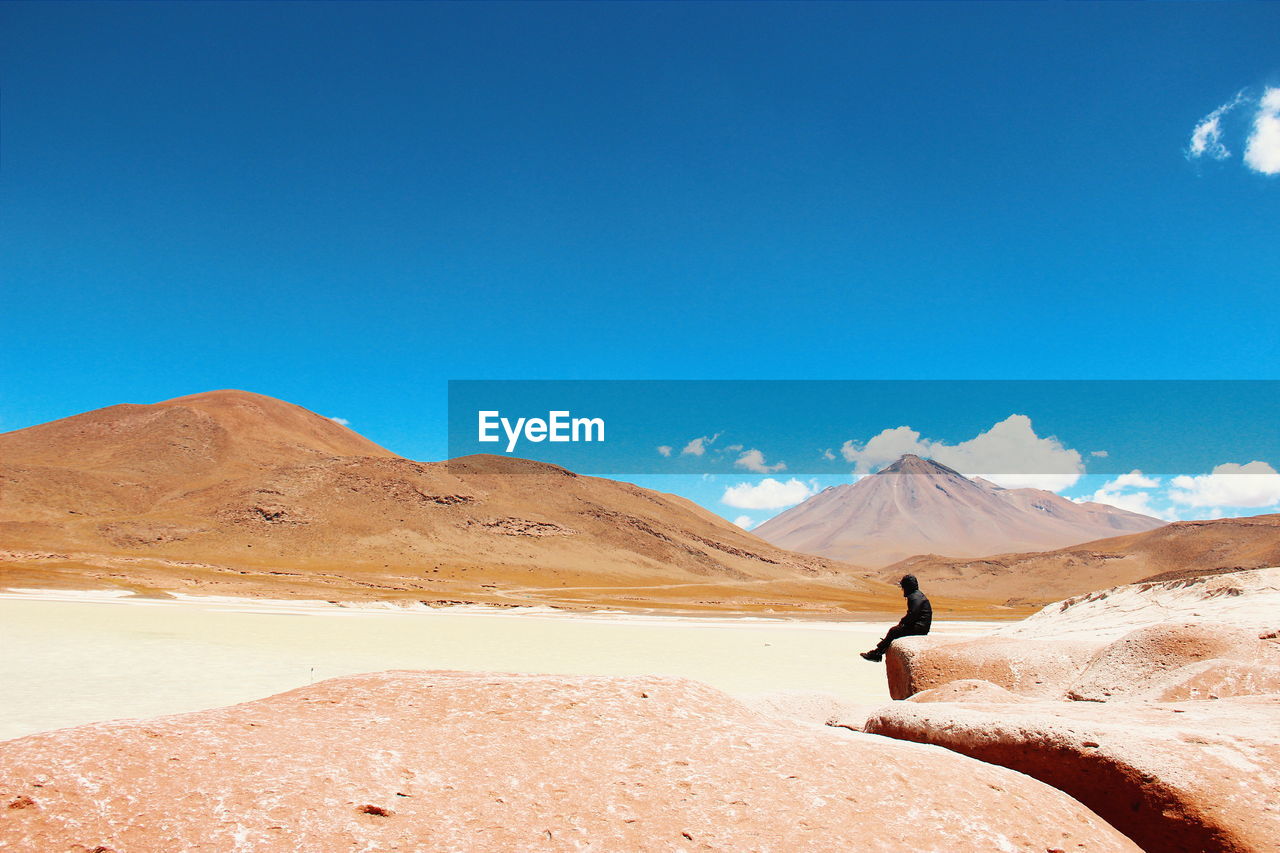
[
  {"x1": 867, "y1": 567, "x2": 1280, "y2": 853},
  {"x1": 866, "y1": 696, "x2": 1280, "y2": 853},
  {"x1": 0, "y1": 671, "x2": 1137, "y2": 852}
]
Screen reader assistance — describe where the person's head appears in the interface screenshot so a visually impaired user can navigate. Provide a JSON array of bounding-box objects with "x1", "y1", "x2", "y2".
[{"x1": 899, "y1": 574, "x2": 919, "y2": 595}]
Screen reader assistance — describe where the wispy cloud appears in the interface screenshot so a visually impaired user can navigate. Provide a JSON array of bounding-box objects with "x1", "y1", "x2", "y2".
[
  {"x1": 328, "y1": 416, "x2": 351, "y2": 426},
  {"x1": 681, "y1": 433, "x2": 721, "y2": 457},
  {"x1": 1188, "y1": 92, "x2": 1245, "y2": 160},
  {"x1": 1187, "y1": 87, "x2": 1280, "y2": 176},
  {"x1": 734, "y1": 448, "x2": 786, "y2": 474},
  {"x1": 656, "y1": 445, "x2": 673, "y2": 457}
]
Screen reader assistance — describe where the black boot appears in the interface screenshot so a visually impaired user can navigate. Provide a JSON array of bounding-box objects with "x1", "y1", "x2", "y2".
[{"x1": 860, "y1": 651, "x2": 882, "y2": 662}]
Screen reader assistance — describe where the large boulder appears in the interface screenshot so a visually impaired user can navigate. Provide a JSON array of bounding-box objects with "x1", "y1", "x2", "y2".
[
  {"x1": 1143, "y1": 658, "x2": 1280, "y2": 702},
  {"x1": 869, "y1": 569, "x2": 1280, "y2": 853},
  {"x1": 906, "y1": 678, "x2": 1031, "y2": 704},
  {"x1": 1063, "y1": 621, "x2": 1280, "y2": 702},
  {"x1": 885, "y1": 634, "x2": 1097, "y2": 700},
  {"x1": 0, "y1": 671, "x2": 1137, "y2": 852},
  {"x1": 886, "y1": 568, "x2": 1280, "y2": 702},
  {"x1": 865, "y1": 695, "x2": 1280, "y2": 853}
]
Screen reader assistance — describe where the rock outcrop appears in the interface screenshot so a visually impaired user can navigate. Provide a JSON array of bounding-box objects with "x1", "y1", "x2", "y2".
[
  {"x1": 866, "y1": 696, "x2": 1280, "y2": 853},
  {"x1": 906, "y1": 678, "x2": 1031, "y2": 704},
  {"x1": 885, "y1": 634, "x2": 1098, "y2": 700},
  {"x1": 868, "y1": 567, "x2": 1280, "y2": 853},
  {"x1": 1063, "y1": 621, "x2": 1280, "y2": 702},
  {"x1": 885, "y1": 567, "x2": 1280, "y2": 701},
  {"x1": 0, "y1": 671, "x2": 1138, "y2": 852}
]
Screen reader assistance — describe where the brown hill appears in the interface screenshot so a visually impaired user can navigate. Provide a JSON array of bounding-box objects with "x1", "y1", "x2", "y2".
[
  {"x1": 0, "y1": 391, "x2": 920, "y2": 615},
  {"x1": 754, "y1": 454, "x2": 1164, "y2": 567},
  {"x1": 882, "y1": 514, "x2": 1280, "y2": 605}
]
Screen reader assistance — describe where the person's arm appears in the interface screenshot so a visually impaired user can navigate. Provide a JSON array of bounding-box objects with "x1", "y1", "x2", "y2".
[{"x1": 898, "y1": 593, "x2": 924, "y2": 627}]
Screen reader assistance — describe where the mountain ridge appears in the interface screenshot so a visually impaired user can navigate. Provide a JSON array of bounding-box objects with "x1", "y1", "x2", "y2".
[
  {"x1": 754, "y1": 453, "x2": 1164, "y2": 567},
  {"x1": 0, "y1": 390, "x2": 906, "y2": 615},
  {"x1": 882, "y1": 513, "x2": 1280, "y2": 604}
]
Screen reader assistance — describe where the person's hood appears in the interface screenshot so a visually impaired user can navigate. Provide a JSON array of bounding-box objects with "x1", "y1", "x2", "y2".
[{"x1": 899, "y1": 574, "x2": 919, "y2": 595}]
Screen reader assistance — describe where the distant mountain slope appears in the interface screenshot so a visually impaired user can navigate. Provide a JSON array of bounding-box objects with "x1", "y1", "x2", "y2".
[
  {"x1": 883, "y1": 514, "x2": 1280, "y2": 604},
  {"x1": 754, "y1": 454, "x2": 1164, "y2": 567},
  {"x1": 0, "y1": 391, "x2": 893, "y2": 613}
]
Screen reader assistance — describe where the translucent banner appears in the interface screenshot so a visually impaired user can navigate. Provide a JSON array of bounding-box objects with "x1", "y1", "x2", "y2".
[{"x1": 447, "y1": 380, "x2": 1280, "y2": 477}]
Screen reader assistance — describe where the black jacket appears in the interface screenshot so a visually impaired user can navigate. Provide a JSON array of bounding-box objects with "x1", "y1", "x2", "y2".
[{"x1": 897, "y1": 583, "x2": 932, "y2": 634}]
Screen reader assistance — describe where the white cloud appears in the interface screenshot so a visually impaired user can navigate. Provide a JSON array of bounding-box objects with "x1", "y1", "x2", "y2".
[
  {"x1": 1076, "y1": 470, "x2": 1176, "y2": 521},
  {"x1": 1187, "y1": 87, "x2": 1280, "y2": 176},
  {"x1": 722, "y1": 444, "x2": 744, "y2": 453},
  {"x1": 1106, "y1": 470, "x2": 1160, "y2": 490},
  {"x1": 932, "y1": 416, "x2": 1083, "y2": 491},
  {"x1": 732, "y1": 515, "x2": 756, "y2": 529},
  {"x1": 822, "y1": 448, "x2": 836, "y2": 461},
  {"x1": 1244, "y1": 88, "x2": 1280, "y2": 176},
  {"x1": 734, "y1": 448, "x2": 786, "y2": 474},
  {"x1": 841, "y1": 425, "x2": 926, "y2": 471},
  {"x1": 1090, "y1": 450, "x2": 1109, "y2": 458},
  {"x1": 1168, "y1": 461, "x2": 1280, "y2": 508},
  {"x1": 681, "y1": 433, "x2": 720, "y2": 457},
  {"x1": 840, "y1": 415, "x2": 1084, "y2": 492},
  {"x1": 1087, "y1": 490, "x2": 1168, "y2": 519},
  {"x1": 721, "y1": 477, "x2": 816, "y2": 510},
  {"x1": 328, "y1": 416, "x2": 350, "y2": 426},
  {"x1": 1073, "y1": 464, "x2": 1280, "y2": 521},
  {"x1": 657, "y1": 445, "x2": 673, "y2": 457}
]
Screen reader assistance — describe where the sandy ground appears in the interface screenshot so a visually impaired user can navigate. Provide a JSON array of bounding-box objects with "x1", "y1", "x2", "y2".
[{"x1": 0, "y1": 590, "x2": 998, "y2": 742}]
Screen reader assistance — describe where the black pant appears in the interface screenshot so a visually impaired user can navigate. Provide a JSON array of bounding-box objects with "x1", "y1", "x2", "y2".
[{"x1": 873, "y1": 625, "x2": 928, "y2": 656}]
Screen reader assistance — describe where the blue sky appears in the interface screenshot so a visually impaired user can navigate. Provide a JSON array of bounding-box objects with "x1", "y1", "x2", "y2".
[{"x1": 3, "y1": 2, "x2": 1278, "y2": 524}]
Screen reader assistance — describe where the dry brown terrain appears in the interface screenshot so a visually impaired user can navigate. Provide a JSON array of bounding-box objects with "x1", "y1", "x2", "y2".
[
  {"x1": 0, "y1": 390, "x2": 1014, "y2": 617},
  {"x1": 755, "y1": 454, "x2": 1163, "y2": 567},
  {"x1": 880, "y1": 514, "x2": 1280, "y2": 605}
]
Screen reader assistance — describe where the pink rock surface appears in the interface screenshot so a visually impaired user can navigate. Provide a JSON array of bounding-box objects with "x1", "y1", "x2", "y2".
[
  {"x1": 1145, "y1": 658, "x2": 1280, "y2": 702},
  {"x1": 1064, "y1": 621, "x2": 1280, "y2": 701},
  {"x1": 885, "y1": 634, "x2": 1097, "y2": 700},
  {"x1": 0, "y1": 671, "x2": 1138, "y2": 852},
  {"x1": 1004, "y1": 567, "x2": 1280, "y2": 643},
  {"x1": 906, "y1": 679, "x2": 1031, "y2": 704},
  {"x1": 865, "y1": 695, "x2": 1280, "y2": 853},
  {"x1": 886, "y1": 622, "x2": 1280, "y2": 704},
  {"x1": 885, "y1": 571, "x2": 1280, "y2": 703}
]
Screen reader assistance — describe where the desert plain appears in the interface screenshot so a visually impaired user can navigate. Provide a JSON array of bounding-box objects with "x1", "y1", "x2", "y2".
[{"x1": 0, "y1": 588, "x2": 1004, "y2": 742}]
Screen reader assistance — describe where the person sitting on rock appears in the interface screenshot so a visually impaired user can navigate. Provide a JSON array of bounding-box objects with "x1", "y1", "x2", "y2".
[{"x1": 861, "y1": 574, "x2": 932, "y2": 662}]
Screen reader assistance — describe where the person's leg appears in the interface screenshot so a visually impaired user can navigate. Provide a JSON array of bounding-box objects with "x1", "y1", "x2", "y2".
[
  {"x1": 862, "y1": 625, "x2": 906, "y2": 661},
  {"x1": 875, "y1": 625, "x2": 907, "y2": 655}
]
